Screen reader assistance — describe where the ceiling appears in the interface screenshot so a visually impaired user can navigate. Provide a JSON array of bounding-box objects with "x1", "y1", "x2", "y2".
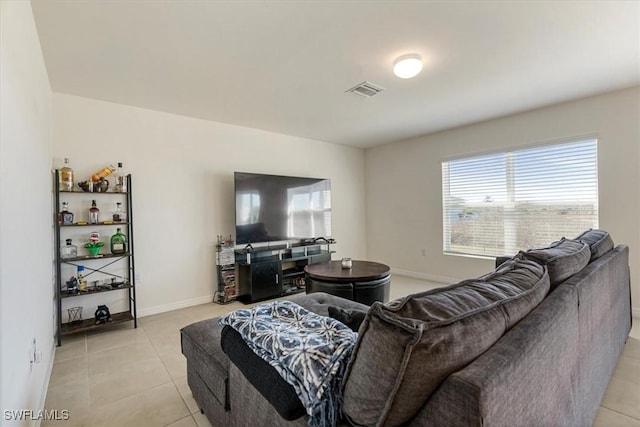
[{"x1": 31, "y1": 1, "x2": 640, "y2": 148}]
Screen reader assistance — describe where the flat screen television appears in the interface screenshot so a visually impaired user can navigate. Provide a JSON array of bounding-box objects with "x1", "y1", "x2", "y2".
[{"x1": 234, "y1": 172, "x2": 332, "y2": 245}]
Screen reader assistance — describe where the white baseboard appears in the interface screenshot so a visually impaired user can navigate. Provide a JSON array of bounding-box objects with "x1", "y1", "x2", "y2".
[
  {"x1": 137, "y1": 294, "x2": 214, "y2": 318},
  {"x1": 36, "y1": 343, "x2": 57, "y2": 427},
  {"x1": 390, "y1": 268, "x2": 459, "y2": 285}
]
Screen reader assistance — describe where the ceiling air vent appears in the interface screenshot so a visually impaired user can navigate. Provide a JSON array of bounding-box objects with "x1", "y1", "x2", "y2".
[{"x1": 345, "y1": 81, "x2": 384, "y2": 98}]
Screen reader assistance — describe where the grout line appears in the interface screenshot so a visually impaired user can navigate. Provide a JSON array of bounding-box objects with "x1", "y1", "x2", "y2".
[
  {"x1": 598, "y1": 405, "x2": 640, "y2": 422},
  {"x1": 163, "y1": 414, "x2": 194, "y2": 427}
]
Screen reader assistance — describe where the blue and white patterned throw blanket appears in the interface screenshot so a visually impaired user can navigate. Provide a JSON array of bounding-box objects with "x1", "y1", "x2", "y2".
[{"x1": 219, "y1": 300, "x2": 357, "y2": 427}]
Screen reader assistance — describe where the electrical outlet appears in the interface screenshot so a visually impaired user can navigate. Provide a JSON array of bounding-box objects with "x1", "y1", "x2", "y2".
[{"x1": 29, "y1": 337, "x2": 39, "y2": 372}]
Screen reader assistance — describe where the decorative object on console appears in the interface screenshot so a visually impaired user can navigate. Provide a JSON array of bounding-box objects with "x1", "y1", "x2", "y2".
[
  {"x1": 94, "y1": 305, "x2": 112, "y2": 324},
  {"x1": 341, "y1": 258, "x2": 352, "y2": 269},
  {"x1": 84, "y1": 231, "x2": 104, "y2": 256},
  {"x1": 67, "y1": 307, "x2": 82, "y2": 325}
]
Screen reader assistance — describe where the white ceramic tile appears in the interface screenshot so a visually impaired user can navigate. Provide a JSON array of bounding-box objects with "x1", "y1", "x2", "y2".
[
  {"x1": 54, "y1": 338, "x2": 87, "y2": 363},
  {"x1": 91, "y1": 382, "x2": 190, "y2": 427},
  {"x1": 88, "y1": 358, "x2": 171, "y2": 407}
]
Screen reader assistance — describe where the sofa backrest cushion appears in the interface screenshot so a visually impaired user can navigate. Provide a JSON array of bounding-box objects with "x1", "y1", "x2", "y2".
[
  {"x1": 574, "y1": 229, "x2": 614, "y2": 261},
  {"x1": 341, "y1": 258, "x2": 550, "y2": 426},
  {"x1": 521, "y1": 238, "x2": 590, "y2": 288}
]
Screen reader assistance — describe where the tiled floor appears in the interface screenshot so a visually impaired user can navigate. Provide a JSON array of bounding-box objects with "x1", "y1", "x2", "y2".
[{"x1": 44, "y1": 274, "x2": 640, "y2": 427}]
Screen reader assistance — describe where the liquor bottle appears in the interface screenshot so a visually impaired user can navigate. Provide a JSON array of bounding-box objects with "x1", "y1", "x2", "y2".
[
  {"x1": 91, "y1": 165, "x2": 116, "y2": 183},
  {"x1": 60, "y1": 239, "x2": 78, "y2": 259},
  {"x1": 77, "y1": 265, "x2": 87, "y2": 292},
  {"x1": 112, "y1": 202, "x2": 126, "y2": 222},
  {"x1": 89, "y1": 200, "x2": 100, "y2": 224},
  {"x1": 58, "y1": 202, "x2": 74, "y2": 225},
  {"x1": 114, "y1": 162, "x2": 127, "y2": 193},
  {"x1": 110, "y1": 228, "x2": 127, "y2": 254},
  {"x1": 59, "y1": 158, "x2": 74, "y2": 191}
]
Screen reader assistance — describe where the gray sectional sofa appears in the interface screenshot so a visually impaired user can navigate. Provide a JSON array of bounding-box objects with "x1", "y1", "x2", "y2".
[{"x1": 181, "y1": 230, "x2": 632, "y2": 426}]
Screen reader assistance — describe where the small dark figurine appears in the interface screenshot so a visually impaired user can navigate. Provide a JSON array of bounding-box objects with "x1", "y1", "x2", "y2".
[{"x1": 94, "y1": 304, "x2": 112, "y2": 324}]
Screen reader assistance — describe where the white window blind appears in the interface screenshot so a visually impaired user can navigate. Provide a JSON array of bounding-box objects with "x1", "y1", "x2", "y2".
[{"x1": 442, "y1": 139, "x2": 598, "y2": 257}]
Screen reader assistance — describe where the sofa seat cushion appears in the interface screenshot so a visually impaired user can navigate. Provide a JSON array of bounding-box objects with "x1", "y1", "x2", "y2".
[
  {"x1": 181, "y1": 318, "x2": 230, "y2": 408},
  {"x1": 575, "y1": 229, "x2": 614, "y2": 261},
  {"x1": 522, "y1": 238, "x2": 590, "y2": 287},
  {"x1": 341, "y1": 258, "x2": 550, "y2": 427}
]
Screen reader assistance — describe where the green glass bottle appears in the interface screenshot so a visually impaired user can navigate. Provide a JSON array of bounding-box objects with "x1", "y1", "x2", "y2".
[{"x1": 110, "y1": 228, "x2": 127, "y2": 255}]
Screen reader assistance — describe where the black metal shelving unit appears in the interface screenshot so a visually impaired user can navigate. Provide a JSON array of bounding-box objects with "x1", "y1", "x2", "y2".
[{"x1": 54, "y1": 170, "x2": 137, "y2": 346}]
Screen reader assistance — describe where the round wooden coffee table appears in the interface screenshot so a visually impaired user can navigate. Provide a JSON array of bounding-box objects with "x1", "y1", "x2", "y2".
[{"x1": 304, "y1": 260, "x2": 391, "y2": 305}]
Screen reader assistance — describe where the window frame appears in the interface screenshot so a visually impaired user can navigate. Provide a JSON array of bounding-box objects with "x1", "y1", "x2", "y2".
[{"x1": 441, "y1": 137, "x2": 599, "y2": 258}]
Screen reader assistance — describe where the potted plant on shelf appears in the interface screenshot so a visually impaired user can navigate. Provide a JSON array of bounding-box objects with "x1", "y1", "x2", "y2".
[{"x1": 84, "y1": 231, "x2": 104, "y2": 256}]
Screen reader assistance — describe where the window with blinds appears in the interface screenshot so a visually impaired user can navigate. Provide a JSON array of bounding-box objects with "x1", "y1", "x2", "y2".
[{"x1": 442, "y1": 139, "x2": 598, "y2": 257}]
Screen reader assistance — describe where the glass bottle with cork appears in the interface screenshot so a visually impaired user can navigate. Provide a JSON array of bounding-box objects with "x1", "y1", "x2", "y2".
[
  {"x1": 89, "y1": 200, "x2": 100, "y2": 224},
  {"x1": 110, "y1": 228, "x2": 127, "y2": 255},
  {"x1": 112, "y1": 202, "x2": 126, "y2": 223},
  {"x1": 114, "y1": 162, "x2": 127, "y2": 193},
  {"x1": 59, "y1": 158, "x2": 74, "y2": 191}
]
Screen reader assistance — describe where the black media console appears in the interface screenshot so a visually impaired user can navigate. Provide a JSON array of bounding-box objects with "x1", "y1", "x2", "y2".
[{"x1": 235, "y1": 241, "x2": 334, "y2": 303}]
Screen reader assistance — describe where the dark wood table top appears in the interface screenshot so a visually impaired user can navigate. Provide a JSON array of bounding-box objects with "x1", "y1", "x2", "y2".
[{"x1": 304, "y1": 260, "x2": 390, "y2": 282}]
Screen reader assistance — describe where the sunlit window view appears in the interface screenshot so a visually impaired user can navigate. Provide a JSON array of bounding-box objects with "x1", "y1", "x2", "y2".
[{"x1": 442, "y1": 139, "x2": 598, "y2": 257}]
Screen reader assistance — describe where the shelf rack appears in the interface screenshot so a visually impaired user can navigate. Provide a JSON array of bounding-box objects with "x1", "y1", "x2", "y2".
[{"x1": 53, "y1": 170, "x2": 137, "y2": 346}]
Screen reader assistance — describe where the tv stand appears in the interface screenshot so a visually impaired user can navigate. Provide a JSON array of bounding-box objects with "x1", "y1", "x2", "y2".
[{"x1": 235, "y1": 241, "x2": 335, "y2": 303}]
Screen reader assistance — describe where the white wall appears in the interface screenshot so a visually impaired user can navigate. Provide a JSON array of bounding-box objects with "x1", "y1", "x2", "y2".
[
  {"x1": 0, "y1": 1, "x2": 55, "y2": 423},
  {"x1": 366, "y1": 86, "x2": 640, "y2": 313},
  {"x1": 52, "y1": 93, "x2": 367, "y2": 317}
]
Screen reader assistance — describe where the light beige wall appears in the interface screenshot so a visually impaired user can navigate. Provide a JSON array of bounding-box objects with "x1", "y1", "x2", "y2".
[
  {"x1": 366, "y1": 86, "x2": 640, "y2": 313},
  {"x1": 0, "y1": 1, "x2": 55, "y2": 420},
  {"x1": 52, "y1": 93, "x2": 367, "y2": 316}
]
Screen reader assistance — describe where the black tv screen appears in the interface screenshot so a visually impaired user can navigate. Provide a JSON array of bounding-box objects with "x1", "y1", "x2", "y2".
[{"x1": 234, "y1": 172, "x2": 332, "y2": 245}]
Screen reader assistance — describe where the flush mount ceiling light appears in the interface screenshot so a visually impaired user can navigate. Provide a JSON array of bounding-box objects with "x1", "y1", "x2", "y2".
[{"x1": 393, "y1": 54, "x2": 423, "y2": 79}]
